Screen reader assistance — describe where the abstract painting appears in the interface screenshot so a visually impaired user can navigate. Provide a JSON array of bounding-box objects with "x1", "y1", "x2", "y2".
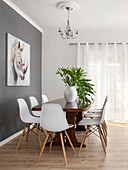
[{"x1": 7, "y1": 33, "x2": 30, "y2": 86}]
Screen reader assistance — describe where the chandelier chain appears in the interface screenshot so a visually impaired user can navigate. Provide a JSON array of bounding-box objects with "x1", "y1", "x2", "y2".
[{"x1": 58, "y1": 3, "x2": 79, "y2": 40}]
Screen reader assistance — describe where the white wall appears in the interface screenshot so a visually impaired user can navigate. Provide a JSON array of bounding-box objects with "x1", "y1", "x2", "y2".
[
  {"x1": 43, "y1": 27, "x2": 128, "y2": 100},
  {"x1": 42, "y1": 27, "x2": 77, "y2": 100}
]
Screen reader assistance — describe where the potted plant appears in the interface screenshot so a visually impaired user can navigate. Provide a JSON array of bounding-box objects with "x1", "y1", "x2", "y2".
[
  {"x1": 56, "y1": 67, "x2": 95, "y2": 105},
  {"x1": 56, "y1": 67, "x2": 78, "y2": 102}
]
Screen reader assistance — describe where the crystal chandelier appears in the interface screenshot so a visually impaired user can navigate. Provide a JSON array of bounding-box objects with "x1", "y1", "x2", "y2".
[{"x1": 57, "y1": 1, "x2": 79, "y2": 39}]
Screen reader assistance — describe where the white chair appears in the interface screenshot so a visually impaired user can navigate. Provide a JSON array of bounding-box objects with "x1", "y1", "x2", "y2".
[
  {"x1": 85, "y1": 96, "x2": 108, "y2": 119},
  {"x1": 42, "y1": 94, "x2": 49, "y2": 103},
  {"x1": 37, "y1": 103, "x2": 76, "y2": 166},
  {"x1": 16, "y1": 98, "x2": 42, "y2": 150},
  {"x1": 84, "y1": 109, "x2": 102, "y2": 118},
  {"x1": 78, "y1": 98, "x2": 108, "y2": 155},
  {"x1": 29, "y1": 96, "x2": 47, "y2": 136},
  {"x1": 29, "y1": 96, "x2": 41, "y2": 117}
]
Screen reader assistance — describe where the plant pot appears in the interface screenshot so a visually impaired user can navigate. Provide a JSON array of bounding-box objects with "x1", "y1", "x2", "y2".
[{"x1": 64, "y1": 86, "x2": 77, "y2": 102}]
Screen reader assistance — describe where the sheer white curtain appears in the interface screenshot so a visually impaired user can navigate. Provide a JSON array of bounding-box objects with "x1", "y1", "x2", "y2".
[{"x1": 77, "y1": 42, "x2": 128, "y2": 121}]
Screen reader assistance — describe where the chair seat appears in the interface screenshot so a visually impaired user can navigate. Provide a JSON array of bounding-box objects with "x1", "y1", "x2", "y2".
[
  {"x1": 42, "y1": 123, "x2": 73, "y2": 132},
  {"x1": 78, "y1": 117, "x2": 101, "y2": 126},
  {"x1": 85, "y1": 112, "x2": 101, "y2": 118},
  {"x1": 78, "y1": 96, "x2": 108, "y2": 155},
  {"x1": 24, "y1": 116, "x2": 40, "y2": 124},
  {"x1": 69, "y1": 124, "x2": 74, "y2": 128},
  {"x1": 87, "y1": 109, "x2": 102, "y2": 113},
  {"x1": 37, "y1": 103, "x2": 76, "y2": 165},
  {"x1": 16, "y1": 98, "x2": 42, "y2": 151},
  {"x1": 32, "y1": 111, "x2": 41, "y2": 117}
]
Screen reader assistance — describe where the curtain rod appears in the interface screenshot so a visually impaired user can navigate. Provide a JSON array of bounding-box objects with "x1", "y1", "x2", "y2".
[{"x1": 70, "y1": 42, "x2": 128, "y2": 45}]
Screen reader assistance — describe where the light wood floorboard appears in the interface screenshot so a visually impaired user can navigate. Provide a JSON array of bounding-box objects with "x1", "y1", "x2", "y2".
[{"x1": 0, "y1": 121, "x2": 128, "y2": 170}]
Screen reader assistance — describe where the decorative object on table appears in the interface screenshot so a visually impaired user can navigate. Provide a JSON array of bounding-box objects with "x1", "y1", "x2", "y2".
[
  {"x1": 56, "y1": 67, "x2": 78, "y2": 102},
  {"x1": 64, "y1": 86, "x2": 77, "y2": 102},
  {"x1": 56, "y1": 67, "x2": 95, "y2": 105},
  {"x1": 7, "y1": 33, "x2": 30, "y2": 86},
  {"x1": 57, "y1": 1, "x2": 79, "y2": 39}
]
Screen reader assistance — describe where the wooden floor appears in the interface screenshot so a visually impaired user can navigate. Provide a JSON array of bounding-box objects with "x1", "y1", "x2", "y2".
[{"x1": 0, "y1": 121, "x2": 128, "y2": 170}]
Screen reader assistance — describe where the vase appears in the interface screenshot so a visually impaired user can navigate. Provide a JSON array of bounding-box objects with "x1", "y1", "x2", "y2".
[{"x1": 64, "y1": 86, "x2": 77, "y2": 102}]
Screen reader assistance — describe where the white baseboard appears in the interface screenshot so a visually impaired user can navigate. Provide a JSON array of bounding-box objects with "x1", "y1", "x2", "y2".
[
  {"x1": 0, "y1": 130, "x2": 23, "y2": 147},
  {"x1": 0, "y1": 125, "x2": 34, "y2": 147}
]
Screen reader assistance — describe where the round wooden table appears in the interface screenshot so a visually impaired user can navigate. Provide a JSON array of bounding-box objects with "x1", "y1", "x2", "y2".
[{"x1": 32, "y1": 98, "x2": 92, "y2": 147}]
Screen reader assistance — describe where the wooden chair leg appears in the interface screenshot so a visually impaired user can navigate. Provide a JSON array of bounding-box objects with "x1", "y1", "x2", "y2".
[
  {"x1": 102, "y1": 121, "x2": 107, "y2": 135},
  {"x1": 103, "y1": 121, "x2": 108, "y2": 136},
  {"x1": 16, "y1": 125, "x2": 26, "y2": 151},
  {"x1": 101, "y1": 124, "x2": 107, "y2": 147},
  {"x1": 60, "y1": 133, "x2": 67, "y2": 166},
  {"x1": 36, "y1": 125, "x2": 42, "y2": 149},
  {"x1": 26, "y1": 124, "x2": 30, "y2": 142},
  {"x1": 101, "y1": 123, "x2": 107, "y2": 144},
  {"x1": 37, "y1": 132, "x2": 49, "y2": 163},
  {"x1": 98, "y1": 126, "x2": 106, "y2": 155},
  {"x1": 49, "y1": 132, "x2": 54, "y2": 152},
  {"x1": 100, "y1": 125, "x2": 107, "y2": 146},
  {"x1": 41, "y1": 127, "x2": 47, "y2": 137},
  {"x1": 78, "y1": 126, "x2": 89, "y2": 154},
  {"x1": 104, "y1": 121, "x2": 107, "y2": 129},
  {"x1": 30, "y1": 124, "x2": 36, "y2": 136},
  {"x1": 64, "y1": 131, "x2": 76, "y2": 154},
  {"x1": 101, "y1": 123, "x2": 107, "y2": 137}
]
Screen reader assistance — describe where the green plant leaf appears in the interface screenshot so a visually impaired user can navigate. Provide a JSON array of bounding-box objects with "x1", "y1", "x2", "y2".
[{"x1": 56, "y1": 67, "x2": 96, "y2": 104}]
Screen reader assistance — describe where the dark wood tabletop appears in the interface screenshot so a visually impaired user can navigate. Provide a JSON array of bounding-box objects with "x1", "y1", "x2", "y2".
[
  {"x1": 32, "y1": 98, "x2": 92, "y2": 112},
  {"x1": 32, "y1": 98, "x2": 92, "y2": 147}
]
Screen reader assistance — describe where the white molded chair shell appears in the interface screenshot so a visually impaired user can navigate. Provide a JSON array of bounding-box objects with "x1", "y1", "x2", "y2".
[
  {"x1": 17, "y1": 98, "x2": 40, "y2": 124},
  {"x1": 29, "y1": 96, "x2": 39, "y2": 108},
  {"x1": 79, "y1": 98, "x2": 108, "y2": 126},
  {"x1": 78, "y1": 117, "x2": 101, "y2": 126},
  {"x1": 85, "y1": 112, "x2": 101, "y2": 118},
  {"x1": 83, "y1": 109, "x2": 101, "y2": 119},
  {"x1": 29, "y1": 96, "x2": 41, "y2": 117},
  {"x1": 42, "y1": 95, "x2": 48, "y2": 103},
  {"x1": 87, "y1": 108, "x2": 102, "y2": 113},
  {"x1": 99, "y1": 98, "x2": 108, "y2": 124},
  {"x1": 40, "y1": 103, "x2": 73, "y2": 132},
  {"x1": 85, "y1": 95, "x2": 108, "y2": 118}
]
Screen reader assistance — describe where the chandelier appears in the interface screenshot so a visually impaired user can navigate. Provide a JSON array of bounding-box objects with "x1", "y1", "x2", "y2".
[{"x1": 57, "y1": 1, "x2": 79, "y2": 39}]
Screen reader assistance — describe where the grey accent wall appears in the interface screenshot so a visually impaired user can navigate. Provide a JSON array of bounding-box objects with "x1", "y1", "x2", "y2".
[{"x1": 0, "y1": 1, "x2": 42, "y2": 142}]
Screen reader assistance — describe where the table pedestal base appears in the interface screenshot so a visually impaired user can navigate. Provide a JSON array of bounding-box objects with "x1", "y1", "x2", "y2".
[
  {"x1": 46, "y1": 139, "x2": 86, "y2": 147},
  {"x1": 45, "y1": 110, "x2": 86, "y2": 147}
]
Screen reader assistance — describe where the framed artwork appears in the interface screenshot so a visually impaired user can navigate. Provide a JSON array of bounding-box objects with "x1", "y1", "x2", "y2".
[{"x1": 7, "y1": 33, "x2": 30, "y2": 86}]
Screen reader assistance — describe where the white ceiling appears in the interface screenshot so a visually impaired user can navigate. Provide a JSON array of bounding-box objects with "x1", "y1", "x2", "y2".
[{"x1": 10, "y1": 0, "x2": 128, "y2": 31}]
